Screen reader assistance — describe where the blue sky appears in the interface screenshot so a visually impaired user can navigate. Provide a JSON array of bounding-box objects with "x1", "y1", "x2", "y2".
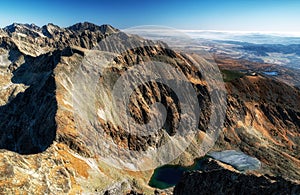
[{"x1": 0, "y1": 0, "x2": 299, "y2": 32}]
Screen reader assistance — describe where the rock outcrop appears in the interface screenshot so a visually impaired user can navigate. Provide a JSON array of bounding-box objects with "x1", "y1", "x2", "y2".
[{"x1": 174, "y1": 159, "x2": 300, "y2": 195}]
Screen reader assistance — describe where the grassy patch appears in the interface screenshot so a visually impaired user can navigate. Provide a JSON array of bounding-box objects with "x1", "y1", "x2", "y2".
[{"x1": 221, "y1": 69, "x2": 244, "y2": 82}]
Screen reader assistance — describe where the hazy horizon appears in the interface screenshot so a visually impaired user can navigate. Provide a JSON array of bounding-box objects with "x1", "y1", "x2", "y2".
[{"x1": 2, "y1": 22, "x2": 300, "y2": 39}]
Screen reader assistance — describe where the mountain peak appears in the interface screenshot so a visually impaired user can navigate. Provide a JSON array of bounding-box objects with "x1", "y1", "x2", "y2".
[
  {"x1": 1, "y1": 22, "x2": 120, "y2": 41},
  {"x1": 4, "y1": 23, "x2": 40, "y2": 33},
  {"x1": 67, "y1": 22, "x2": 118, "y2": 34},
  {"x1": 41, "y1": 23, "x2": 64, "y2": 38}
]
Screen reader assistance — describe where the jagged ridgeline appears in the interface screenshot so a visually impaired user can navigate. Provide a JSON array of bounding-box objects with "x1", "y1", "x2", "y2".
[
  {"x1": 3, "y1": 23, "x2": 224, "y2": 169},
  {"x1": 0, "y1": 22, "x2": 120, "y2": 154}
]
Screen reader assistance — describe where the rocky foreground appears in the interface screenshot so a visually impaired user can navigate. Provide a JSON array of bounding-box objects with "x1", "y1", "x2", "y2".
[
  {"x1": 0, "y1": 22, "x2": 299, "y2": 194},
  {"x1": 174, "y1": 158, "x2": 300, "y2": 195}
]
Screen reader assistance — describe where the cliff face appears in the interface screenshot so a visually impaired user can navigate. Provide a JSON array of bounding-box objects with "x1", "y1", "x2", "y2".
[
  {"x1": 0, "y1": 47, "x2": 59, "y2": 154},
  {"x1": 174, "y1": 159, "x2": 300, "y2": 195},
  {"x1": 0, "y1": 23, "x2": 299, "y2": 194}
]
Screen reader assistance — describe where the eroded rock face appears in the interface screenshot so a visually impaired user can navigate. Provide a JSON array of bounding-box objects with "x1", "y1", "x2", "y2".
[
  {"x1": 0, "y1": 50, "x2": 58, "y2": 154},
  {"x1": 216, "y1": 74, "x2": 300, "y2": 180},
  {"x1": 0, "y1": 22, "x2": 214, "y2": 193}
]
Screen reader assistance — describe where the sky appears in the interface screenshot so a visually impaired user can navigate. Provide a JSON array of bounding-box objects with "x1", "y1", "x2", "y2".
[{"x1": 0, "y1": 0, "x2": 300, "y2": 32}]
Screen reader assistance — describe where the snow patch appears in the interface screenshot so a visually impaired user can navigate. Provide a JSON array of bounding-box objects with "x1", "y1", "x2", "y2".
[
  {"x1": 208, "y1": 150, "x2": 261, "y2": 171},
  {"x1": 97, "y1": 109, "x2": 107, "y2": 121},
  {"x1": 0, "y1": 53, "x2": 11, "y2": 67},
  {"x1": 17, "y1": 32, "x2": 27, "y2": 37}
]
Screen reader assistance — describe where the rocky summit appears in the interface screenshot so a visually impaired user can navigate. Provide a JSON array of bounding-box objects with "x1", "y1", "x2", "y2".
[{"x1": 0, "y1": 22, "x2": 299, "y2": 194}]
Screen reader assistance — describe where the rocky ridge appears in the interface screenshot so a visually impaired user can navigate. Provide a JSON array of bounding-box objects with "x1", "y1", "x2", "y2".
[
  {"x1": 174, "y1": 158, "x2": 300, "y2": 195},
  {"x1": 0, "y1": 22, "x2": 213, "y2": 194}
]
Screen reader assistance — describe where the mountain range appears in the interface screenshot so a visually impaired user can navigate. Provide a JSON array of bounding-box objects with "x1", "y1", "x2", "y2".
[{"x1": 0, "y1": 22, "x2": 299, "y2": 194}]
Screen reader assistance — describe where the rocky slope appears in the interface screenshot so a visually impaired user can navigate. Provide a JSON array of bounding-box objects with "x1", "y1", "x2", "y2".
[
  {"x1": 0, "y1": 22, "x2": 299, "y2": 194},
  {"x1": 217, "y1": 73, "x2": 300, "y2": 180},
  {"x1": 0, "y1": 22, "x2": 215, "y2": 194},
  {"x1": 174, "y1": 158, "x2": 300, "y2": 195}
]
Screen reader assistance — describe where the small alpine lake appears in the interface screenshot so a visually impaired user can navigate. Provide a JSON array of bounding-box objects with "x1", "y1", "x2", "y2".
[
  {"x1": 148, "y1": 157, "x2": 208, "y2": 189},
  {"x1": 148, "y1": 150, "x2": 261, "y2": 189}
]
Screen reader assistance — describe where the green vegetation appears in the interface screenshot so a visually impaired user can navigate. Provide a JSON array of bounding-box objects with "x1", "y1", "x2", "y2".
[{"x1": 221, "y1": 69, "x2": 244, "y2": 82}]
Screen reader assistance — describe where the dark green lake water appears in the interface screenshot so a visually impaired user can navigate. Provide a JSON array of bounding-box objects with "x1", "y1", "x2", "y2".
[
  {"x1": 149, "y1": 150, "x2": 261, "y2": 189},
  {"x1": 148, "y1": 157, "x2": 207, "y2": 189}
]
